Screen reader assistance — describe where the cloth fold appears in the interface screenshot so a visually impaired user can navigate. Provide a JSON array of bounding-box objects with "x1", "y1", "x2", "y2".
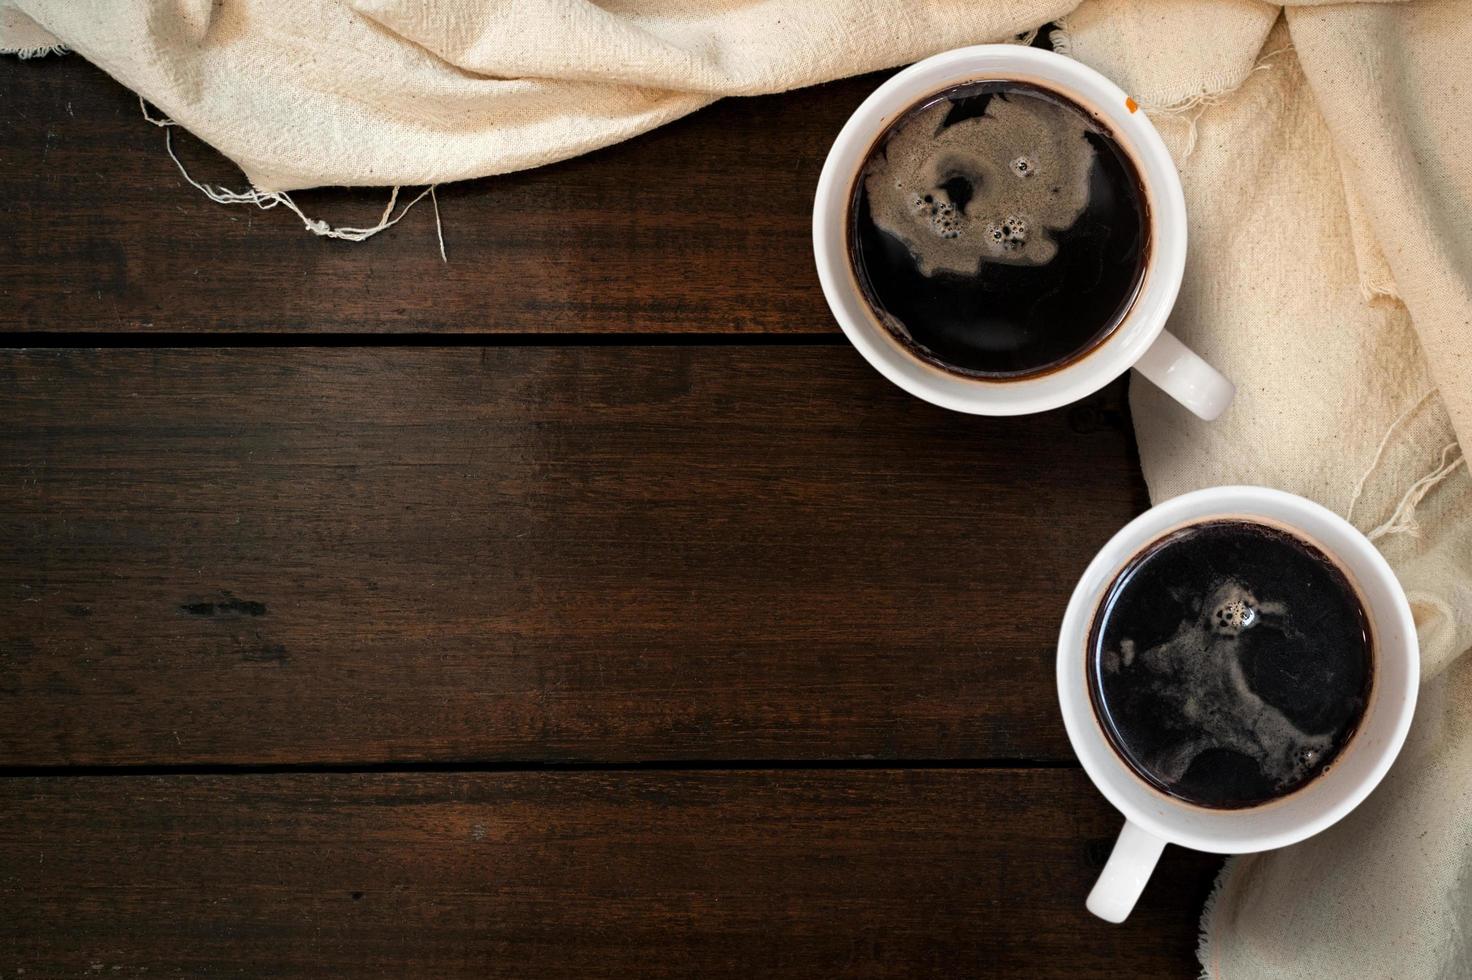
[
  {"x1": 0, "y1": 0, "x2": 1070, "y2": 191},
  {"x1": 5, "y1": 1, "x2": 1468, "y2": 976}
]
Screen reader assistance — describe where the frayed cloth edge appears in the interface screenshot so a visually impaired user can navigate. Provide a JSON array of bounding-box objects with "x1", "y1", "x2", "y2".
[
  {"x1": 1197, "y1": 855, "x2": 1242, "y2": 980},
  {"x1": 1049, "y1": 18, "x2": 1072, "y2": 56},
  {"x1": 2, "y1": 43, "x2": 67, "y2": 58}
]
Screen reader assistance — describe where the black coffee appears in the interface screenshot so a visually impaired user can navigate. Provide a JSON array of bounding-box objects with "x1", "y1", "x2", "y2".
[
  {"x1": 847, "y1": 80, "x2": 1149, "y2": 379},
  {"x1": 1088, "y1": 520, "x2": 1373, "y2": 809}
]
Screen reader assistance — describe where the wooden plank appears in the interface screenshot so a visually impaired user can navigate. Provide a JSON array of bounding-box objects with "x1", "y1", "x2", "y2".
[
  {"x1": 0, "y1": 54, "x2": 879, "y2": 334},
  {"x1": 0, "y1": 348, "x2": 1145, "y2": 766},
  {"x1": 0, "y1": 769, "x2": 1218, "y2": 977}
]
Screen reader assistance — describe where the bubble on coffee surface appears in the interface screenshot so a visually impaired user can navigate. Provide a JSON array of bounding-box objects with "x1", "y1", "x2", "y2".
[
  {"x1": 862, "y1": 95, "x2": 1096, "y2": 276},
  {"x1": 1104, "y1": 579, "x2": 1331, "y2": 790}
]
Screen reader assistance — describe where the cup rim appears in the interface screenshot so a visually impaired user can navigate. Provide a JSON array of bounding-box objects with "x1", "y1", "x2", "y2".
[
  {"x1": 812, "y1": 44, "x2": 1187, "y2": 415},
  {"x1": 1056, "y1": 486, "x2": 1419, "y2": 853}
]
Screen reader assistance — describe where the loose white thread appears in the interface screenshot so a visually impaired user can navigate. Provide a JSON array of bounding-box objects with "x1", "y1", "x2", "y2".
[
  {"x1": 144, "y1": 96, "x2": 441, "y2": 248},
  {"x1": 430, "y1": 185, "x2": 447, "y2": 263},
  {"x1": 139, "y1": 95, "x2": 174, "y2": 128},
  {"x1": 1366, "y1": 442, "x2": 1466, "y2": 542},
  {"x1": 1346, "y1": 388, "x2": 1437, "y2": 525}
]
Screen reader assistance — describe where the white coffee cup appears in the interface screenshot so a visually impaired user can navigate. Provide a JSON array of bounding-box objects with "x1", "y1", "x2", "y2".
[
  {"x1": 1057, "y1": 486, "x2": 1419, "y2": 923},
  {"x1": 812, "y1": 45, "x2": 1233, "y2": 419}
]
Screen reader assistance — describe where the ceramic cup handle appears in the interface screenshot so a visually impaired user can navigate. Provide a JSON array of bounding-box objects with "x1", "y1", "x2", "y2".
[
  {"x1": 1133, "y1": 329, "x2": 1235, "y2": 421},
  {"x1": 1087, "y1": 820, "x2": 1167, "y2": 923}
]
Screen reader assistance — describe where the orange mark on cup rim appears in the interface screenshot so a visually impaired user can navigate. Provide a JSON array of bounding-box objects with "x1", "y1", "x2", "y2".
[{"x1": 1125, "y1": 96, "x2": 1139, "y2": 114}]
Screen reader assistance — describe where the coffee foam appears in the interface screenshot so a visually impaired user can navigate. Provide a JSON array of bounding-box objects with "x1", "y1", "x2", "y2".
[
  {"x1": 862, "y1": 93, "x2": 1096, "y2": 277},
  {"x1": 1103, "y1": 578, "x2": 1333, "y2": 792}
]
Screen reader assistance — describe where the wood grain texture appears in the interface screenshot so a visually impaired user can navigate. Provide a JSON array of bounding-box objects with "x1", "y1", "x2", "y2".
[
  {"x1": 0, "y1": 348, "x2": 1144, "y2": 766},
  {"x1": 0, "y1": 40, "x2": 1216, "y2": 977},
  {"x1": 0, "y1": 770, "x2": 1218, "y2": 978},
  {"x1": 0, "y1": 54, "x2": 878, "y2": 334}
]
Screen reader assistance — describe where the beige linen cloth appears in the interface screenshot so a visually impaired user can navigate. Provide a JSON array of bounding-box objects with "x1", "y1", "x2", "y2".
[{"x1": 5, "y1": 1, "x2": 1469, "y2": 975}]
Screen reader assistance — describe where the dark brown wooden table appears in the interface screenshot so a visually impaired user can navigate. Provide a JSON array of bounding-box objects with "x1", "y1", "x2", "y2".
[{"x1": 0, "y1": 53, "x2": 1219, "y2": 978}]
